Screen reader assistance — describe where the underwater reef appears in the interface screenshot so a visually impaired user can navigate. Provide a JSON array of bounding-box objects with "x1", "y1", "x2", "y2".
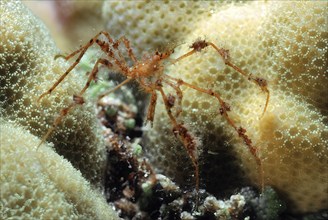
[
  {"x1": 1, "y1": 0, "x2": 327, "y2": 219},
  {"x1": 0, "y1": 0, "x2": 107, "y2": 186},
  {"x1": 70, "y1": 0, "x2": 326, "y2": 214},
  {"x1": 0, "y1": 1, "x2": 119, "y2": 219},
  {"x1": 0, "y1": 119, "x2": 119, "y2": 219},
  {"x1": 144, "y1": 1, "x2": 328, "y2": 214}
]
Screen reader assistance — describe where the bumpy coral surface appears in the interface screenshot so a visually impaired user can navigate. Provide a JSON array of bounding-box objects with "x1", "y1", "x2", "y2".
[
  {"x1": 101, "y1": 1, "x2": 219, "y2": 57},
  {"x1": 141, "y1": 1, "x2": 327, "y2": 213},
  {"x1": 0, "y1": 0, "x2": 106, "y2": 185},
  {"x1": 0, "y1": 119, "x2": 119, "y2": 220},
  {"x1": 24, "y1": 0, "x2": 328, "y2": 214}
]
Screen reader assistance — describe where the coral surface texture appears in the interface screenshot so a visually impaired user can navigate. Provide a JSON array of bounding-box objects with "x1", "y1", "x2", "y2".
[
  {"x1": 143, "y1": 1, "x2": 328, "y2": 214},
  {"x1": 0, "y1": 1, "x2": 120, "y2": 219},
  {"x1": 0, "y1": 0, "x2": 106, "y2": 185},
  {"x1": 1, "y1": 0, "x2": 327, "y2": 217},
  {"x1": 0, "y1": 119, "x2": 119, "y2": 219}
]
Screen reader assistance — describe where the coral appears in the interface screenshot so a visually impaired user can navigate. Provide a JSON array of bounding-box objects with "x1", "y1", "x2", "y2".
[
  {"x1": 143, "y1": 1, "x2": 328, "y2": 213},
  {"x1": 0, "y1": 0, "x2": 106, "y2": 185},
  {"x1": 241, "y1": 187, "x2": 286, "y2": 220},
  {"x1": 0, "y1": 119, "x2": 120, "y2": 219},
  {"x1": 100, "y1": 1, "x2": 222, "y2": 57},
  {"x1": 262, "y1": 3, "x2": 328, "y2": 115},
  {"x1": 199, "y1": 194, "x2": 246, "y2": 219},
  {"x1": 23, "y1": 0, "x2": 328, "y2": 214}
]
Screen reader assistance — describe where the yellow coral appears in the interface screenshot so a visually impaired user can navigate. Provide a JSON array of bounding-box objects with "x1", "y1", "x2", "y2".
[
  {"x1": 101, "y1": 1, "x2": 218, "y2": 57},
  {"x1": 0, "y1": 119, "x2": 119, "y2": 219},
  {"x1": 23, "y1": 0, "x2": 328, "y2": 214},
  {"x1": 144, "y1": 1, "x2": 328, "y2": 213},
  {"x1": 0, "y1": 0, "x2": 105, "y2": 185}
]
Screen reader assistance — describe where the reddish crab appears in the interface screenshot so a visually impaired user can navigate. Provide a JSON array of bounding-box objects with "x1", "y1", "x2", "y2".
[{"x1": 37, "y1": 31, "x2": 269, "y2": 194}]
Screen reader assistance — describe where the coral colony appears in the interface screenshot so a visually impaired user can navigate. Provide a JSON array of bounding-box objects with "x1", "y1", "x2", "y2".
[{"x1": 1, "y1": 1, "x2": 327, "y2": 218}]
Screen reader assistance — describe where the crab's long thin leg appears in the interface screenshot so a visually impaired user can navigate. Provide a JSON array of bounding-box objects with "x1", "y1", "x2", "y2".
[
  {"x1": 37, "y1": 31, "x2": 112, "y2": 103},
  {"x1": 209, "y1": 43, "x2": 270, "y2": 117},
  {"x1": 145, "y1": 91, "x2": 158, "y2": 126},
  {"x1": 37, "y1": 58, "x2": 113, "y2": 149},
  {"x1": 114, "y1": 36, "x2": 137, "y2": 64},
  {"x1": 95, "y1": 35, "x2": 137, "y2": 72},
  {"x1": 162, "y1": 79, "x2": 183, "y2": 117},
  {"x1": 165, "y1": 75, "x2": 263, "y2": 188},
  {"x1": 37, "y1": 46, "x2": 88, "y2": 102},
  {"x1": 173, "y1": 40, "x2": 270, "y2": 117},
  {"x1": 36, "y1": 101, "x2": 78, "y2": 150},
  {"x1": 79, "y1": 58, "x2": 112, "y2": 95},
  {"x1": 95, "y1": 39, "x2": 130, "y2": 74},
  {"x1": 136, "y1": 78, "x2": 159, "y2": 127},
  {"x1": 99, "y1": 32, "x2": 137, "y2": 63},
  {"x1": 157, "y1": 86, "x2": 200, "y2": 197},
  {"x1": 172, "y1": 50, "x2": 197, "y2": 64},
  {"x1": 97, "y1": 78, "x2": 132, "y2": 101},
  {"x1": 205, "y1": 41, "x2": 270, "y2": 117}
]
